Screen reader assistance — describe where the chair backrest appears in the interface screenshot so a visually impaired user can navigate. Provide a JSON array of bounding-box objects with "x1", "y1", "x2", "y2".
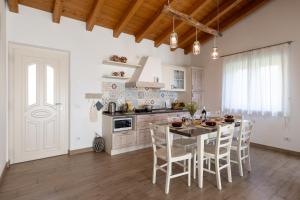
[
  {"x1": 149, "y1": 123, "x2": 172, "y2": 160},
  {"x1": 238, "y1": 120, "x2": 253, "y2": 147},
  {"x1": 215, "y1": 124, "x2": 235, "y2": 156}
]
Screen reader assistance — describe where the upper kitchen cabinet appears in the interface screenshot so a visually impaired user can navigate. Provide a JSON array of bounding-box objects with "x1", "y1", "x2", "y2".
[
  {"x1": 192, "y1": 68, "x2": 204, "y2": 92},
  {"x1": 162, "y1": 65, "x2": 186, "y2": 91}
]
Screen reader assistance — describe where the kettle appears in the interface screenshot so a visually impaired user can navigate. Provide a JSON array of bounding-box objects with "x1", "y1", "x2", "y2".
[{"x1": 108, "y1": 102, "x2": 116, "y2": 113}]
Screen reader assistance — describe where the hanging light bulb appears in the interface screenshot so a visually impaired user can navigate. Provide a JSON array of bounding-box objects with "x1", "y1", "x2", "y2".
[
  {"x1": 170, "y1": 16, "x2": 178, "y2": 49},
  {"x1": 193, "y1": 28, "x2": 200, "y2": 55},
  {"x1": 211, "y1": 0, "x2": 220, "y2": 60},
  {"x1": 211, "y1": 36, "x2": 219, "y2": 59}
]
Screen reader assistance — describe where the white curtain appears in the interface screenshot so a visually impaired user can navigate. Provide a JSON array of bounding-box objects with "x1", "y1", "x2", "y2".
[{"x1": 222, "y1": 43, "x2": 290, "y2": 117}]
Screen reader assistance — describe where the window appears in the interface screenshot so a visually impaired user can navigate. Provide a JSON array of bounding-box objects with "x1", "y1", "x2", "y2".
[
  {"x1": 222, "y1": 44, "x2": 289, "y2": 117},
  {"x1": 28, "y1": 64, "x2": 37, "y2": 105},
  {"x1": 46, "y1": 65, "x2": 54, "y2": 105}
]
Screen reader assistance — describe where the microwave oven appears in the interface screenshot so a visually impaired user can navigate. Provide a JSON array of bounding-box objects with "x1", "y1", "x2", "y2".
[{"x1": 113, "y1": 117, "x2": 133, "y2": 132}]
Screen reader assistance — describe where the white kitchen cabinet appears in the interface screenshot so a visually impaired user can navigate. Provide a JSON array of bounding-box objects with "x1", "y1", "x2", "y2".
[
  {"x1": 162, "y1": 65, "x2": 186, "y2": 91},
  {"x1": 192, "y1": 68, "x2": 204, "y2": 92}
]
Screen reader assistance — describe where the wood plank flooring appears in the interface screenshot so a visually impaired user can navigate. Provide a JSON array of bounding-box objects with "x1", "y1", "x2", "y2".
[{"x1": 0, "y1": 147, "x2": 299, "y2": 200}]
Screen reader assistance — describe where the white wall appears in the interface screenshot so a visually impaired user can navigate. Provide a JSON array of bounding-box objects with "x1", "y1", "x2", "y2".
[
  {"x1": 7, "y1": 6, "x2": 191, "y2": 150},
  {"x1": 0, "y1": 0, "x2": 7, "y2": 174},
  {"x1": 191, "y1": 0, "x2": 300, "y2": 152}
]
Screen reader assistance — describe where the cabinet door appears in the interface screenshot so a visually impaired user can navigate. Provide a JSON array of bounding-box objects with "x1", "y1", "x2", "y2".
[
  {"x1": 112, "y1": 131, "x2": 136, "y2": 149},
  {"x1": 137, "y1": 128, "x2": 151, "y2": 145},
  {"x1": 192, "y1": 68, "x2": 204, "y2": 91},
  {"x1": 170, "y1": 66, "x2": 186, "y2": 91}
]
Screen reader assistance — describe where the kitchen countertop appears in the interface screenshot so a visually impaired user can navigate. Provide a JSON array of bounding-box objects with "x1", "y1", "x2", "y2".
[{"x1": 102, "y1": 109, "x2": 188, "y2": 117}]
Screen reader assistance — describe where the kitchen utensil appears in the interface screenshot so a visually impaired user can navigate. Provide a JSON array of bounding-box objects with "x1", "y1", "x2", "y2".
[
  {"x1": 108, "y1": 102, "x2": 116, "y2": 113},
  {"x1": 144, "y1": 105, "x2": 152, "y2": 112}
]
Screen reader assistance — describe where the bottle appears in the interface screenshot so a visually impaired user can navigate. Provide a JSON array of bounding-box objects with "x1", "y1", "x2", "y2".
[{"x1": 201, "y1": 106, "x2": 207, "y2": 121}]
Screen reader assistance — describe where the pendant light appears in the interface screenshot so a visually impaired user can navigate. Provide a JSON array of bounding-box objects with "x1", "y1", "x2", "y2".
[
  {"x1": 211, "y1": 0, "x2": 220, "y2": 60},
  {"x1": 170, "y1": 16, "x2": 178, "y2": 49},
  {"x1": 211, "y1": 36, "x2": 219, "y2": 59},
  {"x1": 193, "y1": 28, "x2": 200, "y2": 55}
]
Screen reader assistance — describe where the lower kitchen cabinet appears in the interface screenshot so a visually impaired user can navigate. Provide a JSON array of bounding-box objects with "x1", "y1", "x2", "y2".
[
  {"x1": 103, "y1": 112, "x2": 188, "y2": 155},
  {"x1": 137, "y1": 128, "x2": 151, "y2": 145},
  {"x1": 112, "y1": 130, "x2": 136, "y2": 149}
]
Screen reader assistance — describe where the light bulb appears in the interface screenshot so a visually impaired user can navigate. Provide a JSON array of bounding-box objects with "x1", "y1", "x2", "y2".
[
  {"x1": 193, "y1": 40, "x2": 201, "y2": 55},
  {"x1": 211, "y1": 47, "x2": 219, "y2": 60},
  {"x1": 170, "y1": 32, "x2": 178, "y2": 49}
]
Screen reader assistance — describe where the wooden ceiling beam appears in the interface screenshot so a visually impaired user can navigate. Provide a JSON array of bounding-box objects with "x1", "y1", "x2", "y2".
[
  {"x1": 184, "y1": 0, "x2": 270, "y2": 54},
  {"x1": 8, "y1": 0, "x2": 19, "y2": 13},
  {"x1": 113, "y1": 0, "x2": 144, "y2": 38},
  {"x1": 86, "y1": 0, "x2": 106, "y2": 31},
  {"x1": 178, "y1": 0, "x2": 243, "y2": 50},
  {"x1": 154, "y1": 0, "x2": 211, "y2": 48},
  {"x1": 53, "y1": 0, "x2": 64, "y2": 23},
  {"x1": 135, "y1": 0, "x2": 175, "y2": 43}
]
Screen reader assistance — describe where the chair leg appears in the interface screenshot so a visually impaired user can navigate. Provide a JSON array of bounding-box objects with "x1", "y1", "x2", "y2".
[
  {"x1": 188, "y1": 158, "x2": 191, "y2": 187},
  {"x1": 215, "y1": 159, "x2": 222, "y2": 190},
  {"x1": 165, "y1": 162, "x2": 172, "y2": 194},
  {"x1": 227, "y1": 155, "x2": 232, "y2": 183},
  {"x1": 193, "y1": 152, "x2": 197, "y2": 179},
  {"x1": 153, "y1": 155, "x2": 157, "y2": 184},
  {"x1": 247, "y1": 146, "x2": 252, "y2": 172},
  {"x1": 242, "y1": 149, "x2": 246, "y2": 164},
  {"x1": 237, "y1": 150, "x2": 244, "y2": 177},
  {"x1": 208, "y1": 158, "x2": 211, "y2": 171},
  {"x1": 183, "y1": 160, "x2": 187, "y2": 172}
]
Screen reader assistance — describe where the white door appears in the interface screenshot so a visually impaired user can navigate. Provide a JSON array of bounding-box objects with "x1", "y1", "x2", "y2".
[{"x1": 9, "y1": 44, "x2": 69, "y2": 164}]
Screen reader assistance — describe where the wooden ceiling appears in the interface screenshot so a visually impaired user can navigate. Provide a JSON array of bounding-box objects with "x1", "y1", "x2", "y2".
[{"x1": 8, "y1": 0, "x2": 270, "y2": 54}]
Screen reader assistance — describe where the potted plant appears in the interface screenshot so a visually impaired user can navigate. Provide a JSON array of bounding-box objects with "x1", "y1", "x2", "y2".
[{"x1": 185, "y1": 102, "x2": 198, "y2": 121}]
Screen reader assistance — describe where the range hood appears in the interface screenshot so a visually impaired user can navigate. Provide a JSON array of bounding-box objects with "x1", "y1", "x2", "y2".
[{"x1": 125, "y1": 56, "x2": 165, "y2": 89}]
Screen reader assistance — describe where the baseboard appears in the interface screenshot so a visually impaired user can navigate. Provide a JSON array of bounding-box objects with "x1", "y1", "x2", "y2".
[
  {"x1": 0, "y1": 161, "x2": 10, "y2": 185},
  {"x1": 251, "y1": 142, "x2": 300, "y2": 157},
  {"x1": 68, "y1": 147, "x2": 94, "y2": 155}
]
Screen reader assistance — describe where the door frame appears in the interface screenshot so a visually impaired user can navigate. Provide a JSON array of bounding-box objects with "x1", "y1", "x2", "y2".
[{"x1": 8, "y1": 42, "x2": 70, "y2": 164}]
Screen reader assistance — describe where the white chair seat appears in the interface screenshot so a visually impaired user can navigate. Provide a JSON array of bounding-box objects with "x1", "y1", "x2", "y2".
[{"x1": 156, "y1": 146, "x2": 192, "y2": 160}]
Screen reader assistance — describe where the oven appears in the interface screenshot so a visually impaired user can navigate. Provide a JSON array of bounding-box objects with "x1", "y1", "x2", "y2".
[{"x1": 113, "y1": 117, "x2": 133, "y2": 132}]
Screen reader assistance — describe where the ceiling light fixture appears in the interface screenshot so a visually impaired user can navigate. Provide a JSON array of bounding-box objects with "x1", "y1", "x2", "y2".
[
  {"x1": 211, "y1": 36, "x2": 219, "y2": 59},
  {"x1": 170, "y1": 16, "x2": 178, "y2": 49},
  {"x1": 193, "y1": 28, "x2": 200, "y2": 55},
  {"x1": 211, "y1": 0, "x2": 220, "y2": 60}
]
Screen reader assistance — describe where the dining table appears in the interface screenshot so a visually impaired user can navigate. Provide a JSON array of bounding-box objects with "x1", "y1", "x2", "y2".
[{"x1": 159, "y1": 120, "x2": 241, "y2": 189}]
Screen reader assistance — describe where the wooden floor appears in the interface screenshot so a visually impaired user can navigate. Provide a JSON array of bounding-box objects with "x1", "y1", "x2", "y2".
[{"x1": 0, "y1": 147, "x2": 299, "y2": 200}]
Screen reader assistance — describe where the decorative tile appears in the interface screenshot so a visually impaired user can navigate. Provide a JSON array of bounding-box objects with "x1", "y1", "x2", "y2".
[{"x1": 102, "y1": 81, "x2": 179, "y2": 110}]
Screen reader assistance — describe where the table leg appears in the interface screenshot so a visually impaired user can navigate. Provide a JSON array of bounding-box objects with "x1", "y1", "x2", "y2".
[{"x1": 197, "y1": 135, "x2": 204, "y2": 188}]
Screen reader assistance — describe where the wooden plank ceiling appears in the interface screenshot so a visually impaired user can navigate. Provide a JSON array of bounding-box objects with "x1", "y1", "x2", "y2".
[{"x1": 8, "y1": 0, "x2": 270, "y2": 54}]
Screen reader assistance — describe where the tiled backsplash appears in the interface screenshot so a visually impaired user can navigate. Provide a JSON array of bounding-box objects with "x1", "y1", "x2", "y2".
[{"x1": 102, "y1": 82, "x2": 177, "y2": 111}]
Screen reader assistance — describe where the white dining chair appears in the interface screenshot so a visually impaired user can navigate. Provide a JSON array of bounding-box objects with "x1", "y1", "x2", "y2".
[
  {"x1": 230, "y1": 120, "x2": 253, "y2": 176},
  {"x1": 193, "y1": 124, "x2": 235, "y2": 190},
  {"x1": 149, "y1": 123, "x2": 192, "y2": 194}
]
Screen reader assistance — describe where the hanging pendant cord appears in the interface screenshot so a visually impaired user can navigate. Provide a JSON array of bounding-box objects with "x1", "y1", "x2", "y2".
[
  {"x1": 217, "y1": 0, "x2": 220, "y2": 32},
  {"x1": 173, "y1": 16, "x2": 175, "y2": 32}
]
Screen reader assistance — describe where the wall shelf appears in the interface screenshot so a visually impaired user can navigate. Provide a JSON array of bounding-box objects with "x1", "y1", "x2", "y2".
[
  {"x1": 102, "y1": 60, "x2": 142, "y2": 68},
  {"x1": 102, "y1": 75, "x2": 130, "y2": 80}
]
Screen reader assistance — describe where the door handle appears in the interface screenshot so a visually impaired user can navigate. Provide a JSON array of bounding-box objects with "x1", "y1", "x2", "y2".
[{"x1": 55, "y1": 103, "x2": 63, "y2": 106}]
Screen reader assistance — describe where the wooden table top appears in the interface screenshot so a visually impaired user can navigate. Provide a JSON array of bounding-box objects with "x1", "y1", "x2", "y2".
[{"x1": 156, "y1": 121, "x2": 240, "y2": 138}]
